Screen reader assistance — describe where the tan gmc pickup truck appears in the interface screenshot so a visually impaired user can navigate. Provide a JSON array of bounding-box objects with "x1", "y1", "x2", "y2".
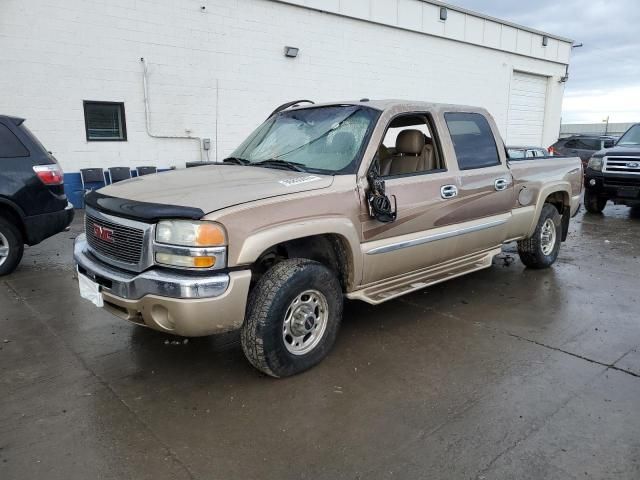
[{"x1": 74, "y1": 100, "x2": 582, "y2": 377}]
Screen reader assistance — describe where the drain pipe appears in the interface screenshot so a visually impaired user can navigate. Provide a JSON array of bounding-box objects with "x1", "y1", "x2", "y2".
[{"x1": 140, "y1": 57, "x2": 203, "y2": 163}]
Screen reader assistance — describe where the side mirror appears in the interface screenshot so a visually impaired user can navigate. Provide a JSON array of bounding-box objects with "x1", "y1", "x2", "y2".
[{"x1": 366, "y1": 166, "x2": 397, "y2": 223}]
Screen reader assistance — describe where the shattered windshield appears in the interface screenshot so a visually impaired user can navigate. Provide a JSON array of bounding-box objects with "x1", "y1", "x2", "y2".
[
  {"x1": 230, "y1": 105, "x2": 379, "y2": 174},
  {"x1": 617, "y1": 125, "x2": 640, "y2": 146}
]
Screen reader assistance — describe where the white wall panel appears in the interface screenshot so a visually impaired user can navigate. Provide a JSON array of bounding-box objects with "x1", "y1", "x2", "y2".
[
  {"x1": 397, "y1": 0, "x2": 423, "y2": 31},
  {"x1": 516, "y1": 30, "x2": 533, "y2": 56},
  {"x1": 501, "y1": 25, "x2": 518, "y2": 52},
  {"x1": 371, "y1": 0, "x2": 398, "y2": 24},
  {"x1": 0, "y1": 0, "x2": 569, "y2": 172},
  {"x1": 421, "y1": 3, "x2": 445, "y2": 36},
  {"x1": 483, "y1": 20, "x2": 501, "y2": 48},
  {"x1": 444, "y1": 9, "x2": 465, "y2": 41},
  {"x1": 341, "y1": 0, "x2": 370, "y2": 18},
  {"x1": 464, "y1": 15, "x2": 484, "y2": 45}
]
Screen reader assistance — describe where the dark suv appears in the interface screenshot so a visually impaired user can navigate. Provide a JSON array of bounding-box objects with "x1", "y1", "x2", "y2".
[
  {"x1": 583, "y1": 124, "x2": 640, "y2": 213},
  {"x1": 550, "y1": 135, "x2": 617, "y2": 164},
  {"x1": 0, "y1": 115, "x2": 74, "y2": 275}
]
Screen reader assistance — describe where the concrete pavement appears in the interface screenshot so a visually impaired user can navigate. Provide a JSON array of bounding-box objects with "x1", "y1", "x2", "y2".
[{"x1": 1, "y1": 205, "x2": 639, "y2": 479}]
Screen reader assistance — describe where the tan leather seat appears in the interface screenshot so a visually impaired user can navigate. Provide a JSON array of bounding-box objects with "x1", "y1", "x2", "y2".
[
  {"x1": 378, "y1": 144, "x2": 393, "y2": 176},
  {"x1": 388, "y1": 130, "x2": 437, "y2": 175}
]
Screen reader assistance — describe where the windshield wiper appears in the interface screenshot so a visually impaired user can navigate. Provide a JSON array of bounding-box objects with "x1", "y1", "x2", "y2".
[
  {"x1": 223, "y1": 157, "x2": 251, "y2": 165},
  {"x1": 252, "y1": 159, "x2": 307, "y2": 172}
]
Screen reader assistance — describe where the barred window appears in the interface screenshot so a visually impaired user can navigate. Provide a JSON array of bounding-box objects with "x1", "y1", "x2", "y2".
[{"x1": 83, "y1": 101, "x2": 127, "y2": 141}]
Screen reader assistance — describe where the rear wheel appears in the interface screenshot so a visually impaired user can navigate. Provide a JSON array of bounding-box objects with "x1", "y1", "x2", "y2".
[
  {"x1": 517, "y1": 203, "x2": 562, "y2": 269},
  {"x1": 584, "y1": 188, "x2": 607, "y2": 214},
  {"x1": 241, "y1": 259, "x2": 343, "y2": 378},
  {"x1": 0, "y1": 217, "x2": 24, "y2": 276}
]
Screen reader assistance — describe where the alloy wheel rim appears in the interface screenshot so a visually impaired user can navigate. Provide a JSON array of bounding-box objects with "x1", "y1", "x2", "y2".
[
  {"x1": 540, "y1": 218, "x2": 556, "y2": 256},
  {"x1": 0, "y1": 231, "x2": 9, "y2": 267},
  {"x1": 282, "y1": 289, "x2": 329, "y2": 355}
]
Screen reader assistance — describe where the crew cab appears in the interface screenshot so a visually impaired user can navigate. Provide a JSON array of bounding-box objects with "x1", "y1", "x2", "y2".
[
  {"x1": 0, "y1": 115, "x2": 74, "y2": 276},
  {"x1": 584, "y1": 123, "x2": 640, "y2": 213},
  {"x1": 74, "y1": 100, "x2": 582, "y2": 377}
]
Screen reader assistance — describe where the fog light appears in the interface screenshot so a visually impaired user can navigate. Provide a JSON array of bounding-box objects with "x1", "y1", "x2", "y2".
[{"x1": 589, "y1": 179, "x2": 596, "y2": 186}]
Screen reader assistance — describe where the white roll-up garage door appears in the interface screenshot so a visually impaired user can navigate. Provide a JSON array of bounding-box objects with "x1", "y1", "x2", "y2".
[{"x1": 506, "y1": 71, "x2": 548, "y2": 146}]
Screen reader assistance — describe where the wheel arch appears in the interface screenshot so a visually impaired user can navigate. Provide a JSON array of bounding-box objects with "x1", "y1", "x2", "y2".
[
  {"x1": 0, "y1": 197, "x2": 26, "y2": 240},
  {"x1": 235, "y1": 218, "x2": 362, "y2": 291},
  {"x1": 527, "y1": 184, "x2": 571, "y2": 241}
]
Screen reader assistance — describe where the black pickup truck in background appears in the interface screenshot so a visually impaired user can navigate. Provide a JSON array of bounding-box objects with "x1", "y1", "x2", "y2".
[
  {"x1": 583, "y1": 123, "x2": 640, "y2": 214},
  {"x1": 0, "y1": 115, "x2": 74, "y2": 276}
]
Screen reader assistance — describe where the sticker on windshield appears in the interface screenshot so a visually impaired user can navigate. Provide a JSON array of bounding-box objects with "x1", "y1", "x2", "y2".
[{"x1": 279, "y1": 175, "x2": 322, "y2": 187}]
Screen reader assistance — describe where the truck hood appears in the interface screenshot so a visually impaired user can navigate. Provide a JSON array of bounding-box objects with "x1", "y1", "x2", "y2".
[
  {"x1": 100, "y1": 165, "x2": 334, "y2": 215},
  {"x1": 596, "y1": 145, "x2": 640, "y2": 157}
]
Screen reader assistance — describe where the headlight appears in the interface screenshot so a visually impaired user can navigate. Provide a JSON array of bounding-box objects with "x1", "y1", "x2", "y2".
[
  {"x1": 155, "y1": 220, "x2": 226, "y2": 247},
  {"x1": 154, "y1": 220, "x2": 227, "y2": 269},
  {"x1": 587, "y1": 157, "x2": 603, "y2": 171}
]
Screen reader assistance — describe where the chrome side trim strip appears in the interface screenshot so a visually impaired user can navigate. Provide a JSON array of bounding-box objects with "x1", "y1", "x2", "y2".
[{"x1": 365, "y1": 218, "x2": 507, "y2": 255}]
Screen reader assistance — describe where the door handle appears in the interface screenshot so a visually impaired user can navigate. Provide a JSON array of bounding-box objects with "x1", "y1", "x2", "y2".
[
  {"x1": 440, "y1": 185, "x2": 458, "y2": 199},
  {"x1": 494, "y1": 178, "x2": 509, "y2": 191}
]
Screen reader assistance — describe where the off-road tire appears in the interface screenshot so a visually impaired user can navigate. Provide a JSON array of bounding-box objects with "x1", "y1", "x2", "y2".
[
  {"x1": 0, "y1": 216, "x2": 24, "y2": 276},
  {"x1": 241, "y1": 259, "x2": 343, "y2": 378},
  {"x1": 517, "y1": 203, "x2": 562, "y2": 269},
  {"x1": 584, "y1": 188, "x2": 607, "y2": 214}
]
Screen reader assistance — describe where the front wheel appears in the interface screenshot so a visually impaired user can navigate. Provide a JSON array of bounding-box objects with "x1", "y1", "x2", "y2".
[
  {"x1": 517, "y1": 203, "x2": 562, "y2": 269},
  {"x1": 241, "y1": 259, "x2": 343, "y2": 378},
  {"x1": 584, "y1": 188, "x2": 607, "y2": 214}
]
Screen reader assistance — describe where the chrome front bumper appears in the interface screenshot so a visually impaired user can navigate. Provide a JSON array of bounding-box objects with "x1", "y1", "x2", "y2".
[{"x1": 73, "y1": 233, "x2": 229, "y2": 300}]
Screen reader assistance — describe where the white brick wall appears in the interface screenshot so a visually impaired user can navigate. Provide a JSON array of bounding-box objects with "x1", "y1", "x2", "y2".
[{"x1": 0, "y1": 0, "x2": 569, "y2": 172}]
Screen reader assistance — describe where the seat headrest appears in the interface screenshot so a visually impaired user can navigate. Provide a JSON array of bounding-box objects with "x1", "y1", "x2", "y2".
[
  {"x1": 378, "y1": 144, "x2": 391, "y2": 160},
  {"x1": 396, "y1": 130, "x2": 425, "y2": 155}
]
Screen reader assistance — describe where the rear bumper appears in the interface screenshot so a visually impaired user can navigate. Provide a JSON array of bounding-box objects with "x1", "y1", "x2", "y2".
[
  {"x1": 73, "y1": 234, "x2": 251, "y2": 336},
  {"x1": 24, "y1": 202, "x2": 74, "y2": 245}
]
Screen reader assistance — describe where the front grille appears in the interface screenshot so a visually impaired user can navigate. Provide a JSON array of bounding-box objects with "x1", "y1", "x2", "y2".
[
  {"x1": 603, "y1": 157, "x2": 640, "y2": 175},
  {"x1": 85, "y1": 213, "x2": 144, "y2": 265}
]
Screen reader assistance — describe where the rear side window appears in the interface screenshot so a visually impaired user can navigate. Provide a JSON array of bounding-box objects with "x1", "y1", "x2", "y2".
[
  {"x1": 579, "y1": 139, "x2": 601, "y2": 150},
  {"x1": 0, "y1": 123, "x2": 29, "y2": 158},
  {"x1": 445, "y1": 112, "x2": 500, "y2": 170}
]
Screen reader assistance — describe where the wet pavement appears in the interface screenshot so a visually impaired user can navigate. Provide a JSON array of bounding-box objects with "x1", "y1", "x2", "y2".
[{"x1": 1, "y1": 205, "x2": 639, "y2": 479}]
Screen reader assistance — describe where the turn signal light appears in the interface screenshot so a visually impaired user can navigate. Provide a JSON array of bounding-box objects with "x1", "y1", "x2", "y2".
[
  {"x1": 33, "y1": 164, "x2": 64, "y2": 185},
  {"x1": 155, "y1": 252, "x2": 216, "y2": 269},
  {"x1": 196, "y1": 223, "x2": 225, "y2": 246}
]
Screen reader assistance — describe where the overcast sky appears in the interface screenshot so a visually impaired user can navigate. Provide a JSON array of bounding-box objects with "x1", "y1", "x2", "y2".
[{"x1": 452, "y1": 0, "x2": 639, "y2": 124}]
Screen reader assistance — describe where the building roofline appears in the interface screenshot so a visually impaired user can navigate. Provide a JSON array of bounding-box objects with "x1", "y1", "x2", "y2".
[
  {"x1": 427, "y1": 0, "x2": 574, "y2": 44},
  {"x1": 270, "y1": 0, "x2": 573, "y2": 66}
]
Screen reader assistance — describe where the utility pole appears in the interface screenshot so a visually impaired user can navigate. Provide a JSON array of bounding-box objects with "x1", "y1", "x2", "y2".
[{"x1": 603, "y1": 116, "x2": 610, "y2": 135}]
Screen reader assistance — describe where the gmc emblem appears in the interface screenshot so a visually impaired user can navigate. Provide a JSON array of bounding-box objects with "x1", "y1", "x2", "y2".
[{"x1": 93, "y1": 224, "x2": 114, "y2": 243}]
